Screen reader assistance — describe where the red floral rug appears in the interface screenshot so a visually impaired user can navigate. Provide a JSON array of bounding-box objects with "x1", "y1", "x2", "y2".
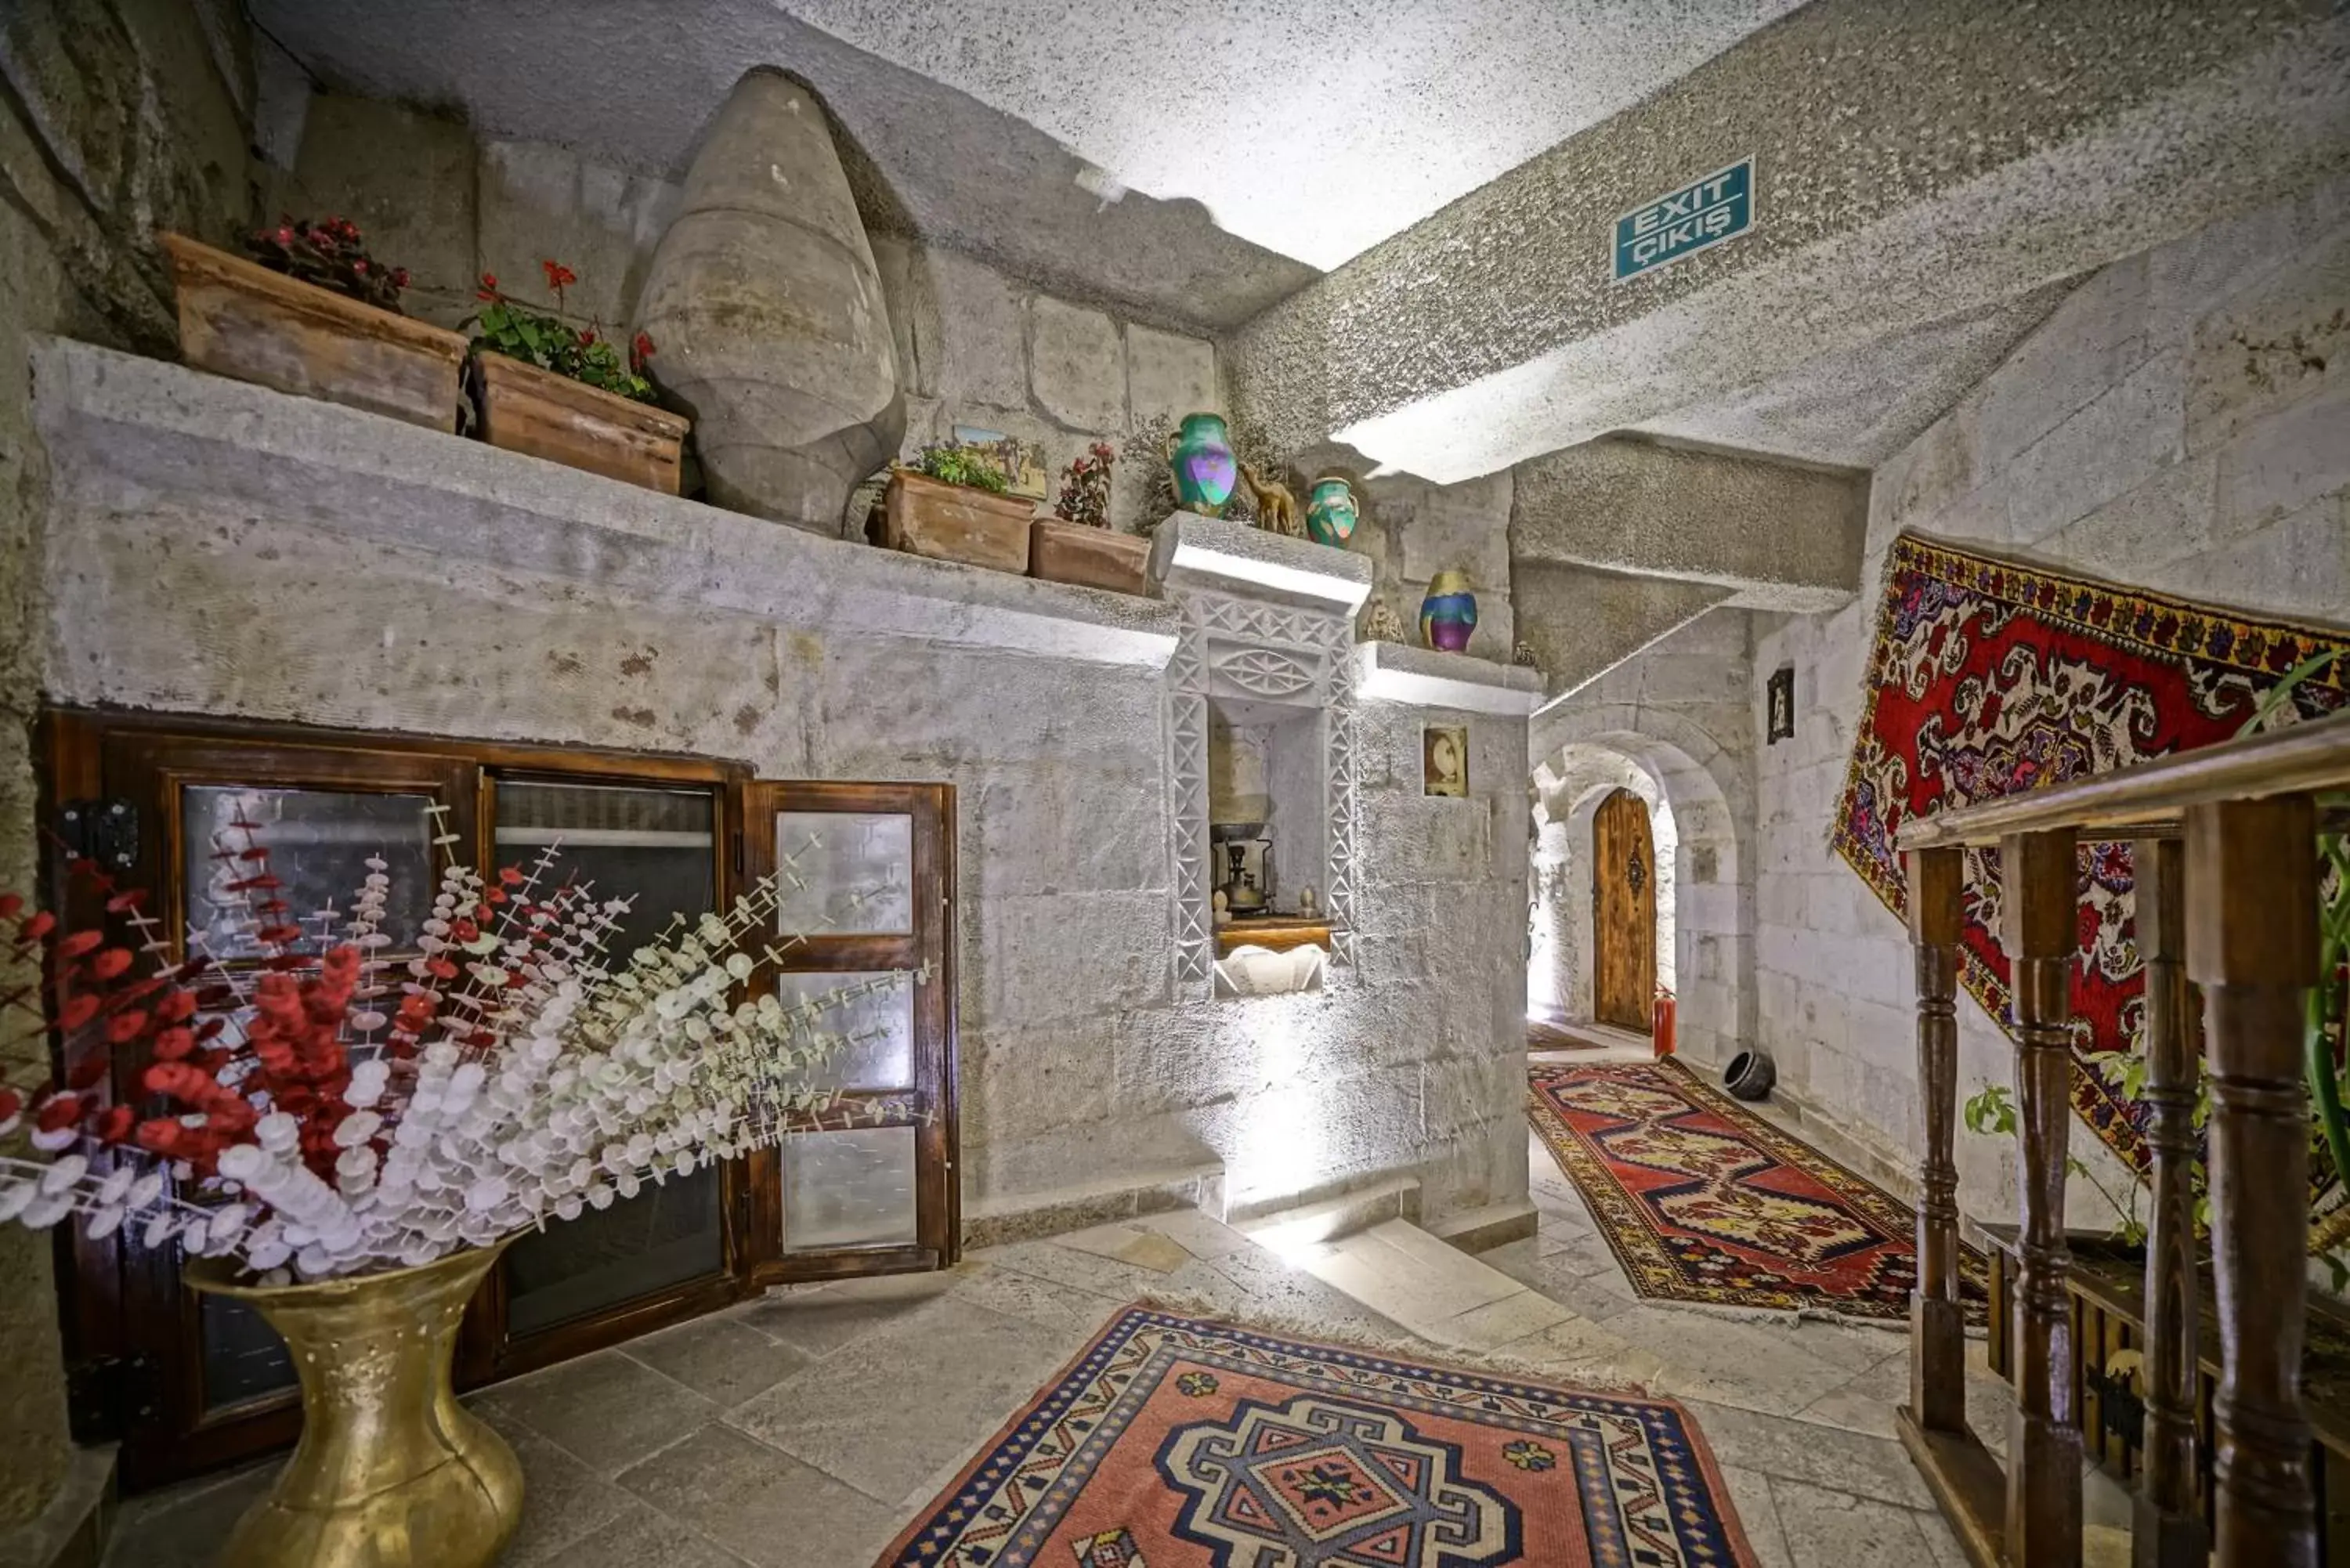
[
  {"x1": 1832, "y1": 533, "x2": 2350, "y2": 1173},
  {"x1": 1530, "y1": 1059, "x2": 1988, "y2": 1324},
  {"x1": 878, "y1": 1305, "x2": 1759, "y2": 1567}
]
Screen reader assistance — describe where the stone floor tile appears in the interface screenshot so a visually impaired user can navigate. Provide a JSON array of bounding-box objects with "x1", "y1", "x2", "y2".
[
  {"x1": 613, "y1": 1426, "x2": 889, "y2": 1568},
  {"x1": 945, "y1": 1259, "x2": 1133, "y2": 1335},
  {"x1": 1677, "y1": 1398, "x2": 1936, "y2": 1511},
  {"x1": 1054, "y1": 1219, "x2": 1195, "y2": 1274},
  {"x1": 728, "y1": 1266, "x2": 966, "y2": 1358},
  {"x1": 726, "y1": 1297, "x2": 1079, "y2": 1507},
  {"x1": 969, "y1": 1237, "x2": 1173, "y2": 1302},
  {"x1": 1715, "y1": 1463, "x2": 1794, "y2": 1568},
  {"x1": 1303, "y1": 1227, "x2": 1522, "y2": 1331},
  {"x1": 496, "y1": 1424, "x2": 641, "y2": 1567},
  {"x1": 1424, "y1": 1286, "x2": 1577, "y2": 1351},
  {"x1": 1133, "y1": 1206, "x2": 1254, "y2": 1259},
  {"x1": 1509, "y1": 1315, "x2": 1669, "y2": 1388},
  {"x1": 99, "y1": 1460, "x2": 274, "y2": 1568},
  {"x1": 1486, "y1": 1238, "x2": 1641, "y2": 1323},
  {"x1": 1204, "y1": 1244, "x2": 1405, "y2": 1338},
  {"x1": 1619, "y1": 1307, "x2": 1882, "y2": 1416},
  {"x1": 483, "y1": 1346, "x2": 721, "y2": 1476},
  {"x1": 1767, "y1": 1477, "x2": 1941, "y2": 1567},
  {"x1": 622, "y1": 1312, "x2": 815, "y2": 1408}
]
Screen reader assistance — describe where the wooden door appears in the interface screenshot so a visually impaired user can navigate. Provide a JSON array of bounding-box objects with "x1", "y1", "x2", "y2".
[
  {"x1": 1592, "y1": 789, "x2": 1656, "y2": 1032},
  {"x1": 739, "y1": 782, "x2": 960, "y2": 1283}
]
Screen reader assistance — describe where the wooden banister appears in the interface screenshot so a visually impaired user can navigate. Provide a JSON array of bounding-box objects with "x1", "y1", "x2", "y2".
[
  {"x1": 1893, "y1": 711, "x2": 2350, "y2": 850},
  {"x1": 1890, "y1": 711, "x2": 2349, "y2": 1568}
]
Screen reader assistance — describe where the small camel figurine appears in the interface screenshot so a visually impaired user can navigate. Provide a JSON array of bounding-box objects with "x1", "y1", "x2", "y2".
[{"x1": 1238, "y1": 462, "x2": 1305, "y2": 538}]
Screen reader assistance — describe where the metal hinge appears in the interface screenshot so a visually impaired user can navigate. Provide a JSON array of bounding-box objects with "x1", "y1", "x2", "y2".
[
  {"x1": 58, "y1": 798, "x2": 139, "y2": 872},
  {"x1": 66, "y1": 1353, "x2": 159, "y2": 1440}
]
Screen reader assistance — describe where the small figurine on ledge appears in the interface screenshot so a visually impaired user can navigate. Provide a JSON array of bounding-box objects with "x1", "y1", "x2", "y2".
[
  {"x1": 1238, "y1": 462, "x2": 1304, "y2": 538},
  {"x1": 1213, "y1": 888, "x2": 1231, "y2": 927},
  {"x1": 1298, "y1": 886, "x2": 1318, "y2": 918}
]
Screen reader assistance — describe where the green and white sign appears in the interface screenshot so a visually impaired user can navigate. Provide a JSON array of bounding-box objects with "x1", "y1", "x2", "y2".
[{"x1": 1614, "y1": 157, "x2": 1754, "y2": 281}]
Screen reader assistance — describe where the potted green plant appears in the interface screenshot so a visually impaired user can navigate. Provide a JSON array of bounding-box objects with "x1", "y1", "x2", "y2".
[
  {"x1": 465, "y1": 261, "x2": 689, "y2": 493},
  {"x1": 872, "y1": 440, "x2": 1037, "y2": 573},
  {"x1": 160, "y1": 218, "x2": 468, "y2": 431},
  {"x1": 1029, "y1": 443, "x2": 1151, "y2": 595}
]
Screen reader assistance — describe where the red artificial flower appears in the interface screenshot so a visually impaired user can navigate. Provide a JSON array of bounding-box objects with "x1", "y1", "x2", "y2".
[
  {"x1": 58, "y1": 993, "x2": 100, "y2": 1031},
  {"x1": 477, "y1": 271, "x2": 501, "y2": 301},
  {"x1": 34, "y1": 1093, "x2": 81, "y2": 1133},
  {"x1": 631, "y1": 331, "x2": 656, "y2": 366},
  {"x1": 56, "y1": 930, "x2": 103, "y2": 960},
  {"x1": 274, "y1": 226, "x2": 295, "y2": 247},
  {"x1": 16, "y1": 910, "x2": 53, "y2": 941},
  {"x1": 578, "y1": 327, "x2": 597, "y2": 347},
  {"x1": 0, "y1": 1087, "x2": 19, "y2": 1124},
  {"x1": 89, "y1": 947, "x2": 135, "y2": 981},
  {"x1": 391, "y1": 268, "x2": 410, "y2": 289},
  {"x1": 0, "y1": 893, "x2": 19, "y2": 919},
  {"x1": 540, "y1": 258, "x2": 577, "y2": 292},
  {"x1": 96, "y1": 1105, "x2": 133, "y2": 1143},
  {"x1": 351, "y1": 259, "x2": 369, "y2": 275}
]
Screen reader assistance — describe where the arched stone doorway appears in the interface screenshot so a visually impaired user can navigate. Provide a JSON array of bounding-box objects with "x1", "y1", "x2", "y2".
[{"x1": 1528, "y1": 715, "x2": 1748, "y2": 1070}]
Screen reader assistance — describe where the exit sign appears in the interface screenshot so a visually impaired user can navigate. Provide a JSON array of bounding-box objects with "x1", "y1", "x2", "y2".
[{"x1": 1614, "y1": 157, "x2": 1754, "y2": 281}]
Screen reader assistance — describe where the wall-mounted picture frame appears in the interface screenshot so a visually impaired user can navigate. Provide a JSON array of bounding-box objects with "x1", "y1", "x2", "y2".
[
  {"x1": 1766, "y1": 666, "x2": 1795, "y2": 744},
  {"x1": 1423, "y1": 724, "x2": 1468, "y2": 797}
]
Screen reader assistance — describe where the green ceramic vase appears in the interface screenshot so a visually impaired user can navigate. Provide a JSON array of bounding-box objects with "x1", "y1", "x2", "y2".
[
  {"x1": 1165, "y1": 411, "x2": 1238, "y2": 518},
  {"x1": 1305, "y1": 475, "x2": 1359, "y2": 546}
]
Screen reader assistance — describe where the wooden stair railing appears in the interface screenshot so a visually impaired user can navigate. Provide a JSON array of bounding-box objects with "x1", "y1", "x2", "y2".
[{"x1": 1893, "y1": 710, "x2": 2350, "y2": 1568}]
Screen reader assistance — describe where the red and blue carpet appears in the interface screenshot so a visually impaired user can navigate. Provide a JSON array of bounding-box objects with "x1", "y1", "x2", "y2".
[
  {"x1": 1530, "y1": 1058, "x2": 1987, "y2": 1324},
  {"x1": 879, "y1": 1304, "x2": 1759, "y2": 1566}
]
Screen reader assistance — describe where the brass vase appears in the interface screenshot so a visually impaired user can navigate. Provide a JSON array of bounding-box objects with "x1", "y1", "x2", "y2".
[{"x1": 186, "y1": 1241, "x2": 521, "y2": 1568}]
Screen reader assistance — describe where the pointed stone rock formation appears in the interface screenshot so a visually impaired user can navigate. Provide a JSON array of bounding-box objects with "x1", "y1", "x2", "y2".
[{"x1": 638, "y1": 67, "x2": 905, "y2": 532}]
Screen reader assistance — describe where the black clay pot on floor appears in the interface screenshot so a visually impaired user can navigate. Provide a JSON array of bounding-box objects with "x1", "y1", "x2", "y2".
[{"x1": 1723, "y1": 1050, "x2": 1777, "y2": 1101}]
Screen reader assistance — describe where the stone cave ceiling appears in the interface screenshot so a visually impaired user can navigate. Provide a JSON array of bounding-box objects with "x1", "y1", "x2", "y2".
[{"x1": 251, "y1": 0, "x2": 1804, "y2": 278}]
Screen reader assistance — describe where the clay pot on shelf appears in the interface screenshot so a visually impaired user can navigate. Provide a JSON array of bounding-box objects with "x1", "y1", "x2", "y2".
[
  {"x1": 1166, "y1": 411, "x2": 1238, "y2": 518},
  {"x1": 1029, "y1": 518, "x2": 1152, "y2": 595},
  {"x1": 159, "y1": 232, "x2": 467, "y2": 431},
  {"x1": 1305, "y1": 474, "x2": 1360, "y2": 546},
  {"x1": 1419, "y1": 570, "x2": 1480, "y2": 652},
  {"x1": 637, "y1": 67, "x2": 905, "y2": 530},
  {"x1": 471, "y1": 352, "x2": 690, "y2": 493},
  {"x1": 871, "y1": 469, "x2": 1035, "y2": 573}
]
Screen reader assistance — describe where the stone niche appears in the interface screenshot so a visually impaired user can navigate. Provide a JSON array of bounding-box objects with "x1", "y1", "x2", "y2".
[{"x1": 1151, "y1": 515, "x2": 1372, "y2": 1000}]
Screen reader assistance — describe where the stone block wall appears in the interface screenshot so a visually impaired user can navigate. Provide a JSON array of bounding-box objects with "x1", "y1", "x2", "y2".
[
  {"x1": 32, "y1": 340, "x2": 1535, "y2": 1252},
  {"x1": 0, "y1": 0, "x2": 258, "y2": 1524},
  {"x1": 1750, "y1": 182, "x2": 2349, "y2": 1221}
]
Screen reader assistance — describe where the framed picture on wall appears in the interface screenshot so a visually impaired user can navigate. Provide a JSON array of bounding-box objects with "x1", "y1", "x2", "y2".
[
  {"x1": 1766, "y1": 666, "x2": 1795, "y2": 744},
  {"x1": 1423, "y1": 725, "x2": 1468, "y2": 797}
]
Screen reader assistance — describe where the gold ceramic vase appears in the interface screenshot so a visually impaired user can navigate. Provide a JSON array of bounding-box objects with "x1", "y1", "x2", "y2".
[{"x1": 185, "y1": 1241, "x2": 522, "y2": 1568}]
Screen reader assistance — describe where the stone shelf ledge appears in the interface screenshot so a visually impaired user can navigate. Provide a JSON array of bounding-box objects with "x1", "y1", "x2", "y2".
[
  {"x1": 31, "y1": 337, "x2": 1183, "y2": 670},
  {"x1": 1353, "y1": 641, "x2": 1542, "y2": 716},
  {"x1": 1148, "y1": 511, "x2": 1372, "y2": 612}
]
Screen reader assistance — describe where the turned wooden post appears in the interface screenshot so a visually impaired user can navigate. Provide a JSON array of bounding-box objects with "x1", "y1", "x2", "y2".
[
  {"x1": 2131, "y1": 836, "x2": 2208, "y2": 1568},
  {"x1": 2186, "y1": 796, "x2": 2320, "y2": 1568},
  {"x1": 2001, "y1": 829, "x2": 2084, "y2": 1568},
  {"x1": 1907, "y1": 845, "x2": 1968, "y2": 1434}
]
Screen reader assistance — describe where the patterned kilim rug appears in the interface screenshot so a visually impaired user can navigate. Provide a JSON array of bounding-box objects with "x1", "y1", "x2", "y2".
[
  {"x1": 1530, "y1": 1058, "x2": 1988, "y2": 1324},
  {"x1": 878, "y1": 1304, "x2": 1759, "y2": 1567},
  {"x1": 1831, "y1": 532, "x2": 2350, "y2": 1174}
]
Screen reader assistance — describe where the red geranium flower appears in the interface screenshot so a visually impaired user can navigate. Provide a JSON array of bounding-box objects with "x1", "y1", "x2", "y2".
[
  {"x1": 477, "y1": 271, "x2": 501, "y2": 301},
  {"x1": 541, "y1": 258, "x2": 577, "y2": 292}
]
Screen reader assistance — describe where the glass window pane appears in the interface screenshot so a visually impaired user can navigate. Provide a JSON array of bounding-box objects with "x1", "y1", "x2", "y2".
[
  {"x1": 504, "y1": 1166, "x2": 725, "y2": 1335},
  {"x1": 774, "y1": 812, "x2": 912, "y2": 935},
  {"x1": 183, "y1": 786, "x2": 434, "y2": 959},
  {"x1": 781, "y1": 1126, "x2": 917, "y2": 1252},
  {"x1": 495, "y1": 782, "x2": 715, "y2": 956},
  {"x1": 775, "y1": 972, "x2": 914, "y2": 1091},
  {"x1": 198, "y1": 1288, "x2": 295, "y2": 1411}
]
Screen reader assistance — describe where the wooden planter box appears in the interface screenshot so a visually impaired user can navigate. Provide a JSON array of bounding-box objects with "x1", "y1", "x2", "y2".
[
  {"x1": 1984, "y1": 1226, "x2": 2350, "y2": 1560},
  {"x1": 870, "y1": 470, "x2": 1033, "y2": 573},
  {"x1": 159, "y1": 233, "x2": 466, "y2": 431},
  {"x1": 1029, "y1": 518, "x2": 1152, "y2": 595},
  {"x1": 473, "y1": 353, "x2": 689, "y2": 493}
]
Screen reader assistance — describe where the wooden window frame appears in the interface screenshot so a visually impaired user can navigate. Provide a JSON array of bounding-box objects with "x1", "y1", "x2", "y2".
[{"x1": 37, "y1": 708, "x2": 960, "y2": 1489}]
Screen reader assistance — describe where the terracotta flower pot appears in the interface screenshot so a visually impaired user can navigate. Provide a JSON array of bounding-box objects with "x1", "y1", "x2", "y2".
[
  {"x1": 1029, "y1": 518, "x2": 1152, "y2": 595},
  {"x1": 472, "y1": 353, "x2": 690, "y2": 493},
  {"x1": 183, "y1": 1241, "x2": 521, "y2": 1568},
  {"x1": 159, "y1": 233, "x2": 467, "y2": 431},
  {"x1": 871, "y1": 470, "x2": 1034, "y2": 573}
]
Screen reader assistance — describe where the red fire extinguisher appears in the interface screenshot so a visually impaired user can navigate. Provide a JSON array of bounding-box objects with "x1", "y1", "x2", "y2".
[{"x1": 1653, "y1": 986, "x2": 1677, "y2": 1059}]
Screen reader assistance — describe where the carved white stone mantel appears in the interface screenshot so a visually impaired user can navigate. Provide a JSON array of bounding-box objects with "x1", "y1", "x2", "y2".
[{"x1": 1151, "y1": 514, "x2": 1372, "y2": 997}]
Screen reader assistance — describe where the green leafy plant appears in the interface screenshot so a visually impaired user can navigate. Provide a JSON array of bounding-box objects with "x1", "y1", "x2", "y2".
[
  {"x1": 246, "y1": 215, "x2": 410, "y2": 313},
  {"x1": 465, "y1": 259, "x2": 656, "y2": 403},
  {"x1": 909, "y1": 441, "x2": 1012, "y2": 493}
]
